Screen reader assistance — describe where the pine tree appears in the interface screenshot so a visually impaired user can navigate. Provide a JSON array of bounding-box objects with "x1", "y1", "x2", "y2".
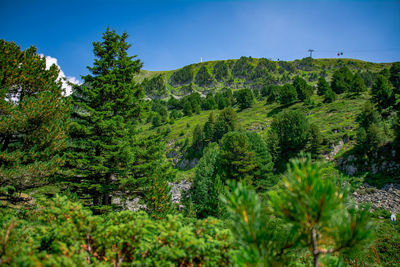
[
  {"x1": 350, "y1": 73, "x2": 367, "y2": 94},
  {"x1": 279, "y1": 84, "x2": 298, "y2": 105},
  {"x1": 183, "y1": 101, "x2": 193, "y2": 116},
  {"x1": 65, "y1": 28, "x2": 145, "y2": 211},
  {"x1": 317, "y1": 76, "x2": 330, "y2": 96},
  {"x1": 371, "y1": 75, "x2": 395, "y2": 111},
  {"x1": 270, "y1": 110, "x2": 310, "y2": 163},
  {"x1": 389, "y1": 62, "x2": 400, "y2": 93},
  {"x1": 220, "y1": 132, "x2": 257, "y2": 184},
  {"x1": 234, "y1": 88, "x2": 254, "y2": 110},
  {"x1": 309, "y1": 123, "x2": 323, "y2": 158},
  {"x1": 293, "y1": 76, "x2": 313, "y2": 101},
  {"x1": 190, "y1": 143, "x2": 224, "y2": 218},
  {"x1": 243, "y1": 131, "x2": 274, "y2": 189},
  {"x1": 323, "y1": 88, "x2": 336, "y2": 103},
  {"x1": 331, "y1": 66, "x2": 353, "y2": 94},
  {"x1": 203, "y1": 111, "x2": 217, "y2": 144},
  {"x1": 0, "y1": 40, "x2": 69, "y2": 193},
  {"x1": 214, "y1": 107, "x2": 239, "y2": 141},
  {"x1": 269, "y1": 157, "x2": 372, "y2": 267}
]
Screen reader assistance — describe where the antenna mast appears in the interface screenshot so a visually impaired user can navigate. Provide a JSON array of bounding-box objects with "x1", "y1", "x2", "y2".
[{"x1": 308, "y1": 49, "x2": 314, "y2": 58}]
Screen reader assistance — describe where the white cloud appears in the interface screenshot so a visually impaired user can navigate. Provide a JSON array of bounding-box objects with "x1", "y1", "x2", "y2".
[{"x1": 40, "y1": 54, "x2": 81, "y2": 96}]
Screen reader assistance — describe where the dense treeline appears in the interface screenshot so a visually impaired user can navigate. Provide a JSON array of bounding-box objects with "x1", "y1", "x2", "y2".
[{"x1": 1, "y1": 29, "x2": 400, "y2": 266}]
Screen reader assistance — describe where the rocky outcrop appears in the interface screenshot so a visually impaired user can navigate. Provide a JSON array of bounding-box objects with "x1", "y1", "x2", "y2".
[
  {"x1": 175, "y1": 158, "x2": 199, "y2": 170},
  {"x1": 112, "y1": 180, "x2": 192, "y2": 211},
  {"x1": 168, "y1": 180, "x2": 192, "y2": 204},
  {"x1": 352, "y1": 183, "x2": 400, "y2": 214},
  {"x1": 324, "y1": 140, "x2": 345, "y2": 161}
]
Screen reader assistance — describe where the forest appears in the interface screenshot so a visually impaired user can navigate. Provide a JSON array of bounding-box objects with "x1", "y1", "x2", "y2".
[{"x1": 1, "y1": 28, "x2": 400, "y2": 266}]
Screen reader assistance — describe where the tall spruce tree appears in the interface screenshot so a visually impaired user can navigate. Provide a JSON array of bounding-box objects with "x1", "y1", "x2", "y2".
[
  {"x1": 0, "y1": 40, "x2": 69, "y2": 193},
  {"x1": 65, "y1": 28, "x2": 146, "y2": 211},
  {"x1": 220, "y1": 132, "x2": 257, "y2": 184}
]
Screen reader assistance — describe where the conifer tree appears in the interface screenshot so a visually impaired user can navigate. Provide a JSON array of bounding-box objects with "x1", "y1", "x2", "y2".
[
  {"x1": 214, "y1": 107, "x2": 239, "y2": 140},
  {"x1": 65, "y1": 28, "x2": 146, "y2": 211},
  {"x1": 269, "y1": 110, "x2": 310, "y2": 163},
  {"x1": 309, "y1": 123, "x2": 323, "y2": 158},
  {"x1": 279, "y1": 84, "x2": 298, "y2": 105},
  {"x1": 323, "y1": 88, "x2": 336, "y2": 103},
  {"x1": 234, "y1": 88, "x2": 254, "y2": 110},
  {"x1": 317, "y1": 76, "x2": 330, "y2": 96},
  {"x1": 243, "y1": 131, "x2": 274, "y2": 189},
  {"x1": 350, "y1": 73, "x2": 367, "y2": 94},
  {"x1": 190, "y1": 143, "x2": 224, "y2": 218},
  {"x1": 371, "y1": 75, "x2": 395, "y2": 111},
  {"x1": 269, "y1": 157, "x2": 372, "y2": 267},
  {"x1": 331, "y1": 66, "x2": 353, "y2": 94},
  {"x1": 203, "y1": 112, "x2": 217, "y2": 144},
  {"x1": 0, "y1": 40, "x2": 69, "y2": 193},
  {"x1": 389, "y1": 62, "x2": 400, "y2": 93},
  {"x1": 220, "y1": 132, "x2": 257, "y2": 184},
  {"x1": 293, "y1": 76, "x2": 313, "y2": 101}
]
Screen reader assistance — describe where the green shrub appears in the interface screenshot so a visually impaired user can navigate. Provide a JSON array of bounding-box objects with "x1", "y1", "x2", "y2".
[{"x1": 0, "y1": 196, "x2": 235, "y2": 266}]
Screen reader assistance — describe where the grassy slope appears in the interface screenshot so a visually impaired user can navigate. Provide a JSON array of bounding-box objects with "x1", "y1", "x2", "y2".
[
  {"x1": 141, "y1": 91, "x2": 370, "y2": 165},
  {"x1": 136, "y1": 57, "x2": 391, "y2": 98},
  {"x1": 137, "y1": 57, "x2": 395, "y2": 182}
]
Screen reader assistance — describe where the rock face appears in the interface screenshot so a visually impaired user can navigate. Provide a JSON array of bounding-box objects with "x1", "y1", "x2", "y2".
[
  {"x1": 112, "y1": 180, "x2": 192, "y2": 211},
  {"x1": 168, "y1": 180, "x2": 192, "y2": 204},
  {"x1": 175, "y1": 158, "x2": 199, "y2": 170},
  {"x1": 352, "y1": 183, "x2": 400, "y2": 214},
  {"x1": 112, "y1": 196, "x2": 145, "y2": 212},
  {"x1": 337, "y1": 147, "x2": 400, "y2": 178},
  {"x1": 324, "y1": 140, "x2": 344, "y2": 161}
]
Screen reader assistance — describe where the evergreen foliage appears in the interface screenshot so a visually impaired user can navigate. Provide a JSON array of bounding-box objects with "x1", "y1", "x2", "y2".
[
  {"x1": 201, "y1": 93, "x2": 217, "y2": 110},
  {"x1": 234, "y1": 88, "x2": 254, "y2": 110},
  {"x1": 359, "y1": 70, "x2": 376, "y2": 88},
  {"x1": 203, "y1": 112, "x2": 217, "y2": 144},
  {"x1": 65, "y1": 29, "x2": 173, "y2": 212},
  {"x1": 243, "y1": 131, "x2": 275, "y2": 189},
  {"x1": 389, "y1": 62, "x2": 400, "y2": 93},
  {"x1": 0, "y1": 40, "x2": 69, "y2": 193},
  {"x1": 190, "y1": 143, "x2": 224, "y2": 218},
  {"x1": 265, "y1": 84, "x2": 281, "y2": 103},
  {"x1": 269, "y1": 157, "x2": 372, "y2": 267},
  {"x1": 279, "y1": 84, "x2": 298, "y2": 105},
  {"x1": 213, "y1": 61, "x2": 229, "y2": 81},
  {"x1": 220, "y1": 132, "x2": 257, "y2": 184},
  {"x1": 169, "y1": 65, "x2": 193, "y2": 86},
  {"x1": 232, "y1": 56, "x2": 254, "y2": 79},
  {"x1": 0, "y1": 196, "x2": 234, "y2": 266},
  {"x1": 293, "y1": 76, "x2": 313, "y2": 101},
  {"x1": 371, "y1": 74, "x2": 395, "y2": 110},
  {"x1": 323, "y1": 88, "x2": 336, "y2": 103},
  {"x1": 317, "y1": 76, "x2": 330, "y2": 96},
  {"x1": 308, "y1": 123, "x2": 323, "y2": 158},
  {"x1": 221, "y1": 181, "x2": 295, "y2": 266},
  {"x1": 350, "y1": 73, "x2": 367, "y2": 94},
  {"x1": 269, "y1": 110, "x2": 310, "y2": 163},
  {"x1": 214, "y1": 107, "x2": 239, "y2": 141},
  {"x1": 143, "y1": 74, "x2": 167, "y2": 98},
  {"x1": 195, "y1": 66, "x2": 216, "y2": 87},
  {"x1": 278, "y1": 61, "x2": 296, "y2": 73},
  {"x1": 331, "y1": 66, "x2": 353, "y2": 94}
]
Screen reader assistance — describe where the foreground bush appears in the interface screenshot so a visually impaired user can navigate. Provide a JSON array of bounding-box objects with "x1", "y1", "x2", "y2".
[{"x1": 0, "y1": 196, "x2": 235, "y2": 266}]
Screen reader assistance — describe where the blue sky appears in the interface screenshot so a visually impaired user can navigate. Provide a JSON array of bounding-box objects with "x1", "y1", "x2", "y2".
[{"x1": 1, "y1": 0, "x2": 399, "y2": 82}]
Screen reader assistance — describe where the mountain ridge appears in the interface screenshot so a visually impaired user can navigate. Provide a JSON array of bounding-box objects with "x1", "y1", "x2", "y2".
[{"x1": 136, "y1": 57, "x2": 392, "y2": 99}]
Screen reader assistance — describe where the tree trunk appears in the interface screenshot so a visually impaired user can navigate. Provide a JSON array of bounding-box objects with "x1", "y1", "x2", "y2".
[
  {"x1": 101, "y1": 173, "x2": 114, "y2": 206},
  {"x1": 312, "y1": 227, "x2": 320, "y2": 267},
  {"x1": 1, "y1": 135, "x2": 11, "y2": 152}
]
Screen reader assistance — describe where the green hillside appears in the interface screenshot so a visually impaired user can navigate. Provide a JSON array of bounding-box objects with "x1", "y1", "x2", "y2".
[
  {"x1": 2, "y1": 30, "x2": 400, "y2": 267},
  {"x1": 137, "y1": 57, "x2": 391, "y2": 99}
]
